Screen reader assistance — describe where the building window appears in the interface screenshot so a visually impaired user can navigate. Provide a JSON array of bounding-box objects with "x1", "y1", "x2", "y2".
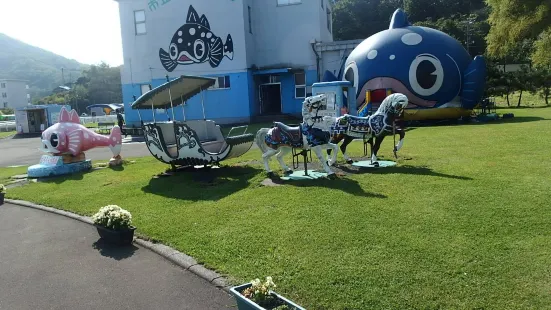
[
  {"x1": 140, "y1": 84, "x2": 150, "y2": 95},
  {"x1": 209, "y1": 76, "x2": 231, "y2": 90},
  {"x1": 1, "y1": 92, "x2": 6, "y2": 98},
  {"x1": 1, "y1": 83, "x2": 5, "y2": 88},
  {"x1": 248, "y1": 6, "x2": 252, "y2": 34},
  {"x1": 294, "y1": 72, "x2": 306, "y2": 98},
  {"x1": 27, "y1": 94, "x2": 31, "y2": 99},
  {"x1": 327, "y1": 8, "x2": 332, "y2": 33},
  {"x1": 321, "y1": 0, "x2": 323, "y2": 8},
  {"x1": 3, "y1": 102, "x2": 7, "y2": 108},
  {"x1": 134, "y1": 10, "x2": 147, "y2": 35},
  {"x1": 26, "y1": 85, "x2": 29, "y2": 89},
  {"x1": 277, "y1": 0, "x2": 301, "y2": 6}
]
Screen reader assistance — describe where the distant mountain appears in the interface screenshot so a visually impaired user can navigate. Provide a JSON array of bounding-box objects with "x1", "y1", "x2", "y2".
[{"x1": 0, "y1": 33, "x2": 89, "y2": 99}]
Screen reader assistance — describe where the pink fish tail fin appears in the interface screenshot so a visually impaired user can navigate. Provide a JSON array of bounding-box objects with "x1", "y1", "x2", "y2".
[{"x1": 108, "y1": 125, "x2": 123, "y2": 157}]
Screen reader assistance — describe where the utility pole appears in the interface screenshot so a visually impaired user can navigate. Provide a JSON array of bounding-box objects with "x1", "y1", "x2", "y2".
[{"x1": 463, "y1": 16, "x2": 475, "y2": 56}]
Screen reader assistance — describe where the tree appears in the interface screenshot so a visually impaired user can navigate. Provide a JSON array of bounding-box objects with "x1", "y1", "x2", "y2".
[
  {"x1": 484, "y1": 59, "x2": 508, "y2": 99},
  {"x1": 414, "y1": 12, "x2": 490, "y2": 57},
  {"x1": 84, "y1": 62, "x2": 122, "y2": 105},
  {"x1": 332, "y1": 0, "x2": 403, "y2": 40},
  {"x1": 404, "y1": 0, "x2": 486, "y2": 24},
  {"x1": 486, "y1": 0, "x2": 551, "y2": 67},
  {"x1": 531, "y1": 67, "x2": 551, "y2": 105},
  {"x1": 34, "y1": 62, "x2": 122, "y2": 114},
  {"x1": 332, "y1": 0, "x2": 489, "y2": 57},
  {"x1": 512, "y1": 65, "x2": 537, "y2": 107}
]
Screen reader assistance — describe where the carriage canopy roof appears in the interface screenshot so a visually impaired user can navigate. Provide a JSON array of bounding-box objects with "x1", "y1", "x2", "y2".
[{"x1": 131, "y1": 75, "x2": 216, "y2": 110}]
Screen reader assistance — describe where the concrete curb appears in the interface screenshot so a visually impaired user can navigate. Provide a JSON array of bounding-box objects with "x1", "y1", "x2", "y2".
[{"x1": 4, "y1": 199, "x2": 231, "y2": 293}]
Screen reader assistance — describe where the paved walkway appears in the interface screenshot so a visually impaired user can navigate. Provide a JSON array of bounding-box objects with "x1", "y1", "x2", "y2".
[{"x1": 0, "y1": 203, "x2": 236, "y2": 310}]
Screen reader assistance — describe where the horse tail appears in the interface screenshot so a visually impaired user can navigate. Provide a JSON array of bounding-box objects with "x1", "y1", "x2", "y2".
[{"x1": 255, "y1": 128, "x2": 271, "y2": 154}]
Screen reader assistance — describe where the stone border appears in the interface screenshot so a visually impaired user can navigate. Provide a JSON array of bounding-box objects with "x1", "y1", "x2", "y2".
[{"x1": 5, "y1": 198, "x2": 231, "y2": 293}]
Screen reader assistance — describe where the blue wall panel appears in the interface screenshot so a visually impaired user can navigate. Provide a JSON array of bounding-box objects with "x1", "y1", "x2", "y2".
[
  {"x1": 122, "y1": 72, "x2": 252, "y2": 127},
  {"x1": 280, "y1": 69, "x2": 317, "y2": 115}
]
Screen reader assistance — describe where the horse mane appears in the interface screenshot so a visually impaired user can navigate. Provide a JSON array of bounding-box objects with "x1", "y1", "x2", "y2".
[{"x1": 376, "y1": 96, "x2": 394, "y2": 114}]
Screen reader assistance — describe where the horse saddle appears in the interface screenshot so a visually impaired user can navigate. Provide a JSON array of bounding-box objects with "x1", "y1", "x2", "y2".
[
  {"x1": 345, "y1": 115, "x2": 370, "y2": 134},
  {"x1": 346, "y1": 115, "x2": 370, "y2": 126},
  {"x1": 272, "y1": 122, "x2": 302, "y2": 144}
]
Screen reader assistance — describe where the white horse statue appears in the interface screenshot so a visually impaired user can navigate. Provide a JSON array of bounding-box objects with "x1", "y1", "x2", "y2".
[{"x1": 255, "y1": 94, "x2": 339, "y2": 177}]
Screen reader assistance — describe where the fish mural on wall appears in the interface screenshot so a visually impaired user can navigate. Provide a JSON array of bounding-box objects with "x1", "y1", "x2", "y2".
[
  {"x1": 159, "y1": 5, "x2": 234, "y2": 72},
  {"x1": 325, "y1": 9, "x2": 486, "y2": 120}
]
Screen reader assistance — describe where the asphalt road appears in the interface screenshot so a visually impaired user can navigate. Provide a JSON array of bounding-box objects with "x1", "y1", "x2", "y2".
[
  {"x1": 0, "y1": 203, "x2": 236, "y2": 310},
  {"x1": 0, "y1": 136, "x2": 151, "y2": 167}
]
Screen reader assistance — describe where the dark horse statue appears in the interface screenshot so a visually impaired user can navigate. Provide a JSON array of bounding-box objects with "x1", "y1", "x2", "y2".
[{"x1": 327, "y1": 93, "x2": 409, "y2": 166}]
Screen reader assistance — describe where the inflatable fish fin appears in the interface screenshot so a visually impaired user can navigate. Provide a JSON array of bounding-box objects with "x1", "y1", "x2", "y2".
[
  {"x1": 389, "y1": 9, "x2": 411, "y2": 29},
  {"x1": 461, "y1": 55, "x2": 487, "y2": 110},
  {"x1": 59, "y1": 107, "x2": 71, "y2": 122},
  {"x1": 67, "y1": 129, "x2": 83, "y2": 156},
  {"x1": 68, "y1": 109, "x2": 80, "y2": 124},
  {"x1": 322, "y1": 70, "x2": 338, "y2": 82}
]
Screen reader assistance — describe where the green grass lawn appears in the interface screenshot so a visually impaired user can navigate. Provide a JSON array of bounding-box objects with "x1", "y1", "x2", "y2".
[
  {"x1": 493, "y1": 91, "x2": 549, "y2": 108},
  {"x1": 3, "y1": 107, "x2": 551, "y2": 309},
  {"x1": 0, "y1": 131, "x2": 16, "y2": 139},
  {"x1": 0, "y1": 166, "x2": 29, "y2": 185}
]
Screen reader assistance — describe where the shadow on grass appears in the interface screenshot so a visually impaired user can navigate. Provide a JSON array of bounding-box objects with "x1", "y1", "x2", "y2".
[
  {"x1": 466, "y1": 116, "x2": 548, "y2": 126},
  {"x1": 109, "y1": 165, "x2": 125, "y2": 171},
  {"x1": 270, "y1": 174, "x2": 387, "y2": 198},
  {"x1": 92, "y1": 238, "x2": 139, "y2": 261},
  {"x1": 355, "y1": 165, "x2": 473, "y2": 180},
  {"x1": 36, "y1": 170, "x2": 92, "y2": 184},
  {"x1": 406, "y1": 116, "x2": 548, "y2": 128},
  {"x1": 142, "y1": 165, "x2": 262, "y2": 201}
]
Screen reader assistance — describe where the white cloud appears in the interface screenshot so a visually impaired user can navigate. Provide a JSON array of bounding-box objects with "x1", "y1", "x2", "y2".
[{"x1": 0, "y1": 0, "x2": 123, "y2": 66}]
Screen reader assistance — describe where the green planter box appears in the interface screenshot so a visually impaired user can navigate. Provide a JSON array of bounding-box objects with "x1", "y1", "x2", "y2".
[{"x1": 230, "y1": 283, "x2": 305, "y2": 310}]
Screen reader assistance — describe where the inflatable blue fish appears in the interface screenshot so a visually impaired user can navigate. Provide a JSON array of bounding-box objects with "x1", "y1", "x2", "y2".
[{"x1": 327, "y1": 9, "x2": 486, "y2": 120}]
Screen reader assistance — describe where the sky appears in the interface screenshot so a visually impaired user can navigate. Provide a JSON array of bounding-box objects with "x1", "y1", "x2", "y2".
[{"x1": 0, "y1": 0, "x2": 123, "y2": 66}]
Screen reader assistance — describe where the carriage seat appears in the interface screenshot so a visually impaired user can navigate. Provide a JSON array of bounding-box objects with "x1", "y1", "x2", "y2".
[
  {"x1": 156, "y1": 122, "x2": 178, "y2": 157},
  {"x1": 184, "y1": 120, "x2": 227, "y2": 153},
  {"x1": 273, "y1": 122, "x2": 302, "y2": 144}
]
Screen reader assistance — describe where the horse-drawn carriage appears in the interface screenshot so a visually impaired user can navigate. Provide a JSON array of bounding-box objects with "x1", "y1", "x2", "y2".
[{"x1": 131, "y1": 75, "x2": 254, "y2": 170}]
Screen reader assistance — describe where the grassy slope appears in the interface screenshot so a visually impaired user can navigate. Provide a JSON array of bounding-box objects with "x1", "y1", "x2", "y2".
[
  {"x1": 0, "y1": 33, "x2": 86, "y2": 98},
  {"x1": 0, "y1": 131, "x2": 16, "y2": 139},
  {"x1": 4, "y1": 106, "x2": 551, "y2": 309}
]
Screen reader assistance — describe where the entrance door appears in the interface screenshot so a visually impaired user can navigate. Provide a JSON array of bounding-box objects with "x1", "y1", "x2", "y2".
[
  {"x1": 27, "y1": 110, "x2": 46, "y2": 133},
  {"x1": 259, "y1": 84, "x2": 281, "y2": 115}
]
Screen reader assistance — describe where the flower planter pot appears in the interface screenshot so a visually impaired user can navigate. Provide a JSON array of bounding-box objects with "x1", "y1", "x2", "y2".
[
  {"x1": 0, "y1": 193, "x2": 4, "y2": 205},
  {"x1": 230, "y1": 283, "x2": 305, "y2": 310},
  {"x1": 94, "y1": 225, "x2": 136, "y2": 246}
]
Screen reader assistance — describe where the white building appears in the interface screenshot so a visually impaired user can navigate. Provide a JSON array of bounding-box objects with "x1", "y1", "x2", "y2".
[
  {"x1": 114, "y1": 0, "x2": 349, "y2": 126},
  {"x1": 0, "y1": 79, "x2": 31, "y2": 110}
]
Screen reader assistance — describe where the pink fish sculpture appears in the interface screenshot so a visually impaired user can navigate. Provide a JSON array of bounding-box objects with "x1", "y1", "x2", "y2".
[{"x1": 41, "y1": 107, "x2": 122, "y2": 157}]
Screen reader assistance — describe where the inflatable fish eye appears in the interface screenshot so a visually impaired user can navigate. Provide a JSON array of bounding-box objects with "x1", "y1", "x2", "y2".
[
  {"x1": 343, "y1": 62, "x2": 359, "y2": 97},
  {"x1": 409, "y1": 54, "x2": 444, "y2": 97},
  {"x1": 50, "y1": 132, "x2": 59, "y2": 148}
]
